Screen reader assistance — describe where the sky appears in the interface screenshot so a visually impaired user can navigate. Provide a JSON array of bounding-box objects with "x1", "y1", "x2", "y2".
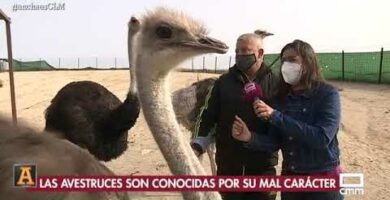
[{"x1": 0, "y1": 0, "x2": 389, "y2": 60}]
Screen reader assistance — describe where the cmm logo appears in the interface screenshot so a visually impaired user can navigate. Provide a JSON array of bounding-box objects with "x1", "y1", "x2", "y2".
[
  {"x1": 13, "y1": 164, "x2": 37, "y2": 188},
  {"x1": 339, "y1": 173, "x2": 364, "y2": 195}
]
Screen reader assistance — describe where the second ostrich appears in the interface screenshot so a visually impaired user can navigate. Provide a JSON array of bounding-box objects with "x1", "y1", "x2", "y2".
[
  {"x1": 172, "y1": 77, "x2": 218, "y2": 175},
  {"x1": 44, "y1": 17, "x2": 141, "y2": 162}
]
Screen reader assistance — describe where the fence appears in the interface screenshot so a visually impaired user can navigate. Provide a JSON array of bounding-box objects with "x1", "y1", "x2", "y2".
[
  {"x1": 186, "y1": 48, "x2": 390, "y2": 84},
  {"x1": 1, "y1": 48, "x2": 389, "y2": 84}
]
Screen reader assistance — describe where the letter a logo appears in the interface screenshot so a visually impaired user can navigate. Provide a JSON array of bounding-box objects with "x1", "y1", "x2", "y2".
[{"x1": 13, "y1": 164, "x2": 37, "y2": 187}]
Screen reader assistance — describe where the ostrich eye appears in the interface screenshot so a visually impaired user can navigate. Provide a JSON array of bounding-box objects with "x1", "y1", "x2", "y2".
[{"x1": 156, "y1": 26, "x2": 173, "y2": 39}]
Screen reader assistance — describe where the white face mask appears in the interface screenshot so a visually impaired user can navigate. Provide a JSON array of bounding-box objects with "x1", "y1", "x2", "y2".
[{"x1": 281, "y1": 61, "x2": 303, "y2": 85}]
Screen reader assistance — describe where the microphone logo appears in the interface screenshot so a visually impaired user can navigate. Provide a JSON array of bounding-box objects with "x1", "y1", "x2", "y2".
[{"x1": 243, "y1": 82, "x2": 263, "y2": 102}]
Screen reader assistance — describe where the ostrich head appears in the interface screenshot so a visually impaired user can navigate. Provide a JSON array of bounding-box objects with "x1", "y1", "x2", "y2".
[
  {"x1": 254, "y1": 29, "x2": 274, "y2": 39},
  {"x1": 136, "y1": 7, "x2": 228, "y2": 76},
  {"x1": 129, "y1": 16, "x2": 141, "y2": 33}
]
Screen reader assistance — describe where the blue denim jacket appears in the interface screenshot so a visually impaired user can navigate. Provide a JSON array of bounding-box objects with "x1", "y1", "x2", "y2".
[{"x1": 246, "y1": 83, "x2": 341, "y2": 173}]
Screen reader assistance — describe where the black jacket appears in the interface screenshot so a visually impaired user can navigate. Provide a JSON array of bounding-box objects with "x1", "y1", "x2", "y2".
[{"x1": 194, "y1": 64, "x2": 280, "y2": 168}]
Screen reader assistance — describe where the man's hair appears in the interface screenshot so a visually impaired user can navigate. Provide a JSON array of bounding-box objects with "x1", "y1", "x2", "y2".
[{"x1": 236, "y1": 33, "x2": 263, "y2": 50}]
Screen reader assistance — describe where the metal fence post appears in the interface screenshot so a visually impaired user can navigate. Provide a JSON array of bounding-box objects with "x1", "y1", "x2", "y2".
[
  {"x1": 95, "y1": 57, "x2": 98, "y2": 68},
  {"x1": 202, "y1": 56, "x2": 205, "y2": 72},
  {"x1": 229, "y1": 56, "x2": 232, "y2": 68},
  {"x1": 191, "y1": 58, "x2": 194, "y2": 72},
  {"x1": 58, "y1": 57, "x2": 61, "y2": 68},
  {"x1": 342, "y1": 50, "x2": 345, "y2": 81},
  {"x1": 114, "y1": 57, "x2": 117, "y2": 69},
  {"x1": 5, "y1": 20, "x2": 17, "y2": 124},
  {"x1": 379, "y1": 47, "x2": 384, "y2": 84},
  {"x1": 77, "y1": 57, "x2": 80, "y2": 69},
  {"x1": 214, "y1": 56, "x2": 217, "y2": 73}
]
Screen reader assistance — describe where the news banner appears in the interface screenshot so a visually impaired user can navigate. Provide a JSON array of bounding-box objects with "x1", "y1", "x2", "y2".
[
  {"x1": 31, "y1": 176, "x2": 338, "y2": 192},
  {"x1": 16, "y1": 175, "x2": 365, "y2": 195}
]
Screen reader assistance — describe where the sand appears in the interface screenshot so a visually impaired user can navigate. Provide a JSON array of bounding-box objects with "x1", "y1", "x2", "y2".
[{"x1": 0, "y1": 70, "x2": 389, "y2": 200}]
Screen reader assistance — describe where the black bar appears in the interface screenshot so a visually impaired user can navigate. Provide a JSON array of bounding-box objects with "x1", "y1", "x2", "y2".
[{"x1": 379, "y1": 47, "x2": 384, "y2": 84}]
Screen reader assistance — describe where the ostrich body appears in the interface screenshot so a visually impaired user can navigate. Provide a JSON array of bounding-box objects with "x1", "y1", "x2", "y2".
[
  {"x1": 172, "y1": 77, "x2": 216, "y2": 132},
  {"x1": 172, "y1": 77, "x2": 217, "y2": 175},
  {"x1": 45, "y1": 81, "x2": 139, "y2": 161},
  {"x1": 44, "y1": 17, "x2": 141, "y2": 162},
  {"x1": 0, "y1": 117, "x2": 129, "y2": 200},
  {"x1": 135, "y1": 7, "x2": 228, "y2": 199}
]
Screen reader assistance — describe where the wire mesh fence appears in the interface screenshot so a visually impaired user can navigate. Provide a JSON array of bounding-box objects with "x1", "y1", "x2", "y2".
[{"x1": 1, "y1": 48, "x2": 389, "y2": 84}]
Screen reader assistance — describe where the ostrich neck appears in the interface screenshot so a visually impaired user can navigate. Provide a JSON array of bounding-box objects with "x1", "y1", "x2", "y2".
[
  {"x1": 137, "y1": 70, "x2": 206, "y2": 176},
  {"x1": 128, "y1": 31, "x2": 137, "y2": 94},
  {"x1": 129, "y1": 68, "x2": 136, "y2": 95}
]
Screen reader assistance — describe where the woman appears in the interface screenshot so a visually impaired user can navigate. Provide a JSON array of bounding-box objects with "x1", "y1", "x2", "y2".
[{"x1": 232, "y1": 39, "x2": 343, "y2": 200}]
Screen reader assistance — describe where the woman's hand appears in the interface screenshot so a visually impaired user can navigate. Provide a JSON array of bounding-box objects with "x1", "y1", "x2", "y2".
[
  {"x1": 253, "y1": 99, "x2": 274, "y2": 120},
  {"x1": 232, "y1": 115, "x2": 252, "y2": 142}
]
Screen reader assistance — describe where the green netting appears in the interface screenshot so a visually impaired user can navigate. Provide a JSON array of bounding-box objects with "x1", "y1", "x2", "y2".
[
  {"x1": 382, "y1": 51, "x2": 390, "y2": 83},
  {"x1": 344, "y1": 52, "x2": 381, "y2": 83},
  {"x1": 0, "y1": 59, "x2": 55, "y2": 71},
  {"x1": 263, "y1": 50, "x2": 390, "y2": 84},
  {"x1": 264, "y1": 54, "x2": 281, "y2": 74},
  {"x1": 318, "y1": 53, "x2": 343, "y2": 80},
  {"x1": 13, "y1": 60, "x2": 55, "y2": 71}
]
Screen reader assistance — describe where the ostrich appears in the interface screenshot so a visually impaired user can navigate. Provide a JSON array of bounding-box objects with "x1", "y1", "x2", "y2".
[
  {"x1": 0, "y1": 117, "x2": 129, "y2": 200},
  {"x1": 44, "y1": 14, "x2": 216, "y2": 171},
  {"x1": 44, "y1": 17, "x2": 141, "y2": 162},
  {"x1": 172, "y1": 77, "x2": 218, "y2": 175},
  {"x1": 134, "y1": 7, "x2": 228, "y2": 199},
  {"x1": 44, "y1": 14, "x2": 214, "y2": 163},
  {"x1": 254, "y1": 29, "x2": 274, "y2": 38}
]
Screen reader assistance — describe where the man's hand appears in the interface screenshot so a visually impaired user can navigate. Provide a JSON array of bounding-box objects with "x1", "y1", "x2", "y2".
[
  {"x1": 232, "y1": 115, "x2": 252, "y2": 142},
  {"x1": 253, "y1": 99, "x2": 274, "y2": 120}
]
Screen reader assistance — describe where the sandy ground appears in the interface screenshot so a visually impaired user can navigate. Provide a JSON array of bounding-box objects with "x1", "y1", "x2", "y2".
[{"x1": 0, "y1": 70, "x2": 389, "y2": 200}]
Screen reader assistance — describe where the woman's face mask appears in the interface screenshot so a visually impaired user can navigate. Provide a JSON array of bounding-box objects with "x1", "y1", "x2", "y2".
[
  {"x1": 281, "y1": 61, "x2": 303, "y2": 85},
  {"x1": 236, "y1": 54, "x2": 257, "y2": 72}
]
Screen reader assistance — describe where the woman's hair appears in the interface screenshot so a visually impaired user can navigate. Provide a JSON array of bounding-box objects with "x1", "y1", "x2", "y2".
[{"x1": 276, "y1": 39, "x2": 325, "y2": 100}]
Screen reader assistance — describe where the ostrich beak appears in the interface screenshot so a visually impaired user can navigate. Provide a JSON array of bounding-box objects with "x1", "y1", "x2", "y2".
[{"x1": 181, "y1": 36, "x2": 229, "y2": 54}]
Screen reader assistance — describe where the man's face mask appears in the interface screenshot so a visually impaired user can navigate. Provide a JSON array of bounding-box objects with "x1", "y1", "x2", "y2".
[{"x1": 235, "y1": 54, "x2": 257, "y2": 72}]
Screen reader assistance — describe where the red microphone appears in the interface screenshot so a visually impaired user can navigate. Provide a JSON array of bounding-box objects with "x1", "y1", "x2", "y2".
[{"x1": 243, "y1": 82, "x2": 263, "y2": 102}]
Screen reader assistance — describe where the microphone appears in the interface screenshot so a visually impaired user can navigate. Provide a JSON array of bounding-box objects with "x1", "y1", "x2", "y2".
[{"x1": 243, "y1": 82, "x2": 263, "y2": 102}]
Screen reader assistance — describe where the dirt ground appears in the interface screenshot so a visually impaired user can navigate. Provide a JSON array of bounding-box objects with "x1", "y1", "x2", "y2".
[{"x1": 0, "y1": 70, "x2": 389, "y2": 200}]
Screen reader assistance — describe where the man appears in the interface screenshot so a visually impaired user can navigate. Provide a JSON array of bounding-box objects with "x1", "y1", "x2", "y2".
[{"x1": 191, "y1": 31, "x2": 279, "y2": 200}]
